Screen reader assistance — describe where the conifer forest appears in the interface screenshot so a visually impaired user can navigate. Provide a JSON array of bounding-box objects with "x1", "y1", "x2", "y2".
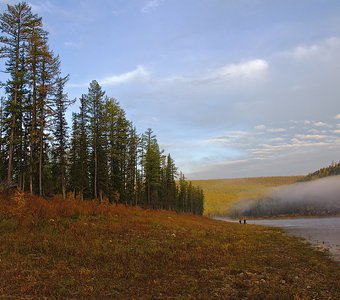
[{"x1": 0, "y1": 2, "x2": 204, "y2": 214}]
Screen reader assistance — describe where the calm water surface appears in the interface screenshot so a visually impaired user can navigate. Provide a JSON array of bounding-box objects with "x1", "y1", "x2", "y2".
[{"x1": 216, "y1": 216, "x2": 340, "y2": 261}]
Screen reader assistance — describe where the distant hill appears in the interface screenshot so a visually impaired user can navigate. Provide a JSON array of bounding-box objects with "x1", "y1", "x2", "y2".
[
  {"x1": 303, "y1": 161, "x2": 340, "y2": 181},
  {"x1": 192, "y1": 176, "x2": 303, "y2": 216}
]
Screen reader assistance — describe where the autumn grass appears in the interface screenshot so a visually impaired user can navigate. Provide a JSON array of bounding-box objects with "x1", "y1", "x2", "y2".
[
  {"x1": 0, "y1": 191, "x2": 339, "y2": 299},
  {"x1": 192, "y1": 176, "x2": 304, "y2": 216}
]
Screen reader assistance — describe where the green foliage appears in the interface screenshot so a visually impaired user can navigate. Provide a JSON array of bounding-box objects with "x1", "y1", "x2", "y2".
[
  {"x1": 0, "y1": 1, "x2": 62, "y2": 196},
  {"x1": 0, "y1": 2, "x2": 204, "y2": 215},
  {"x1": 51, "y1": 76, "x2": 73, "y2": 199}
]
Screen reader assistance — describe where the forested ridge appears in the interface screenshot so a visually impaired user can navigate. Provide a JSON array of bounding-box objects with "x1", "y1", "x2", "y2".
[
  {"x1": 0, "y1": 2, "x2": 203, "y2": 214},
  {"x1": 302, "y1": 161, "x2": 340, "y2": 181}
]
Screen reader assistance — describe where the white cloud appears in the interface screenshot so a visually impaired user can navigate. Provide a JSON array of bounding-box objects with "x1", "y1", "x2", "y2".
[
  {"x1": 67, "y1": 58, "x2": 266, "y2": 90},
  {"x1": 212, "y1": 59, "x2": 268, "y2": 80},
  {"x1": 294, "y1": 134, "x2": 331, "y2": 140},
  {"x1": 163, "y1": 59, "x2": 268, "y2": 85},
  {"x1": 283, "y1": 37, "x2": 340, "y2": 60},
  {"x1": 267, "y1": 128, "x2": 286, "y2": 133},
  {"x1": 67, "y1": 35, "x2": 340, "y2": 179},
  {"x1": 100, "y1": 66, "x2": 150, "y2": 86},
  {"x1": 68, "y1": 66, "x2": 150, "y2": 88},
  {"x1": 255, "y1": 124, "x2": 266, "y2": 130},
  {"x1": 185, "y1": 113, "x2": 340, "y2": 179},
  {"x1": 292, "y1": 45, "x2": 320, "y2": 59},
  {"x1": 141, "y1": 0, "x2": 164, "y2": 13},
  {"x1": 207, "y1": 131, "x2": 252, "y2": 144},
  {"x1": 313, "y1": 121, "x2": 330, "y2": 127},
  {"x1": 334, "y1": 114, "x2": 340, "y2": 120}
]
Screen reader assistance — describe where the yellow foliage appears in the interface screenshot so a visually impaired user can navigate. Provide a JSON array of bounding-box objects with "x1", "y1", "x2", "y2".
[
  {"x1": 13, "y1": 189, "x2": 25, "y2": 208},
  {"x1": 0, "y1": 190, "x2": 339, "y2": 298},
  {"x1": 192, "y1": 176, "x2": 303, "y2": 216}
]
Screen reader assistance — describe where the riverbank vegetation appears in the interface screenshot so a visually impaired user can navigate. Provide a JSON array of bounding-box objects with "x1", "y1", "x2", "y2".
[{"x1": 0, "y1": 191, "x2": 339, "y2": 299}]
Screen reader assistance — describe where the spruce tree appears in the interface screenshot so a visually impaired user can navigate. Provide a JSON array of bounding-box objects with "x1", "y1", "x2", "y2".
[
  {"x1": 165, "y1": 154, "x2": 177, "y2": 210},
  {"x1": 69, "y1": 113, "x2": 80, "y2": 198},
  {"x1": 143, "y1": 128, "x2": 161, "y2": 208},
  {"x1": 126, "y1": 125, "x2": 138, "y2": 205},
  {"x1": 69, "y1": 96, "x2": 90, "y2": 200},
  {"x1": 26, "y1": 24, "x2": 48, "y2": 194},
  {"x1": 52, "y1": 75, "x2": 72, "y2": 199}
]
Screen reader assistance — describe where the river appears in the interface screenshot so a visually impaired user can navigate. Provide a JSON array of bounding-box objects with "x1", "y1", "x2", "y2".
[{"x1": 215, "y1": 216, "x2": 340, "y2": 261}]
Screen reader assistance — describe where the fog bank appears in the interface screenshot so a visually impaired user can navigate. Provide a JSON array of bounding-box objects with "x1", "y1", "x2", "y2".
[{"x1": 230, "y1": 176, "x2": 340, "y2": 217}]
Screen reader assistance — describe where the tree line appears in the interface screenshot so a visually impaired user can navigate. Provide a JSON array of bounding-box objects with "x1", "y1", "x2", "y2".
[
  {"x1": 302, "y1": 161, "x2": 340, "y2": 182},
  {"x1": 0, "y1": 2, "x2": 204, "y2": 215}
]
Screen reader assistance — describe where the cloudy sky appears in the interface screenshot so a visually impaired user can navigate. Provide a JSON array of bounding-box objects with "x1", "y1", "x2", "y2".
[{"x1": 1, "y1": 0, "x2": 340, "y2": 179}]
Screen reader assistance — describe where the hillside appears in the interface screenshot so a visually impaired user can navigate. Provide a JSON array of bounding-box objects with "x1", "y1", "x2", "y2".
[
  {"x1": 0, "y1": 192, "x2": 339, "y2": 299},
  {"x1": 192, "y1": 176, "x2": 303, "y2": 216},
  {"x1": 303, "y1": 161, "x2": 340, "y2": 181}
]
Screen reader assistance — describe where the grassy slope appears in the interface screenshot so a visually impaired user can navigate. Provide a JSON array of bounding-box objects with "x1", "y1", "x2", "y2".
[
  {"x1": 0, "y1": 193, "x2": 339, "y2": 299},
  {"x1": 193, "y1": 176, "x2": 304, "y2": 216}
]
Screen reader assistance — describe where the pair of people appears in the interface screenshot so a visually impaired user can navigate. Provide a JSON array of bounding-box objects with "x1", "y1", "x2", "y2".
[{"x1": 239, "y1": 219, "x2": 247, "y2": 224}]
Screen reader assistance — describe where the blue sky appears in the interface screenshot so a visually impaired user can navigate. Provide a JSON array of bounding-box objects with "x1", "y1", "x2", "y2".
[{"x1": 1, "y1": 0, "x2": 340, "y2": 179}]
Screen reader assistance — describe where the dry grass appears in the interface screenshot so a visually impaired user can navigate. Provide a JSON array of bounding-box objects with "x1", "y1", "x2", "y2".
[
  {"x1": 192, "y1": 176, "x2": 304, "y2": 216},
  {"x1": 0, "y1": 191, "x2": 339, "y2": 299}
]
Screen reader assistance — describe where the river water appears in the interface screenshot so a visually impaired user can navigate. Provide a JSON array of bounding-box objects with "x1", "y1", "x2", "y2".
[{"x1": 216, "y1": 216, "x2": 340, "y2": 261}]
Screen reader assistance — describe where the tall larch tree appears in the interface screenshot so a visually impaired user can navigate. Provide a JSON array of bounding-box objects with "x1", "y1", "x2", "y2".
[
  {"x1": 86, "y1": 80, "x2": 105, "y2": 200},
  {"x1": 36, "y1": 44, "x2": 60, "y2": 196},
  {"x1": 0, "y1": 2, "x2": 42, "y2": 185},
  {"x1": 26, "y1": 22, "x2": 47, "y2": 194}
]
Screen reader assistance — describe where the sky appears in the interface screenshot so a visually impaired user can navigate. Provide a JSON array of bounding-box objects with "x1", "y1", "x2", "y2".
[{"x1": 1, "y1": 0, "x2": 340, "y2": 179}]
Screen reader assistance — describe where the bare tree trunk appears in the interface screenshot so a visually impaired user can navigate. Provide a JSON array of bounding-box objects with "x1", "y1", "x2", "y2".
[
  {"x1": 7, "y1": 88, "x2": 17, "y2": 184},
  {"x1": 61, "y1": 173, "x2": 66, "y2": 199},
  {"x1": 30, "y1": 57, "x2": 37, "y2": 195},
  {"x1": 7, "y1": 22, "x2": 21, "y2": 184},
  {"x1": 38, "y1": 91, "x2": 44, "y2": 197},
  {"x1": 22, "y1": 173, "x2": 25, "y2": 191},
  {"x1": 39, "y1": 132, "x2": 43, "y2": 196},
  {"x1": 29, "y1": 151, "x2": 33, "y2": 194},
  {"x1": 7, "y1": 100, "x2": 16, "y2": 183},
  {"x1": 94, "y1": 147, "x2": 97, "y2": 199}
]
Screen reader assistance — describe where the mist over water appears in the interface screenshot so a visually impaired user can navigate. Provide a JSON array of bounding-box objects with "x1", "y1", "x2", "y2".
[{"x1": 230, "y1": 176, "x2": 340, "y2": 217}]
